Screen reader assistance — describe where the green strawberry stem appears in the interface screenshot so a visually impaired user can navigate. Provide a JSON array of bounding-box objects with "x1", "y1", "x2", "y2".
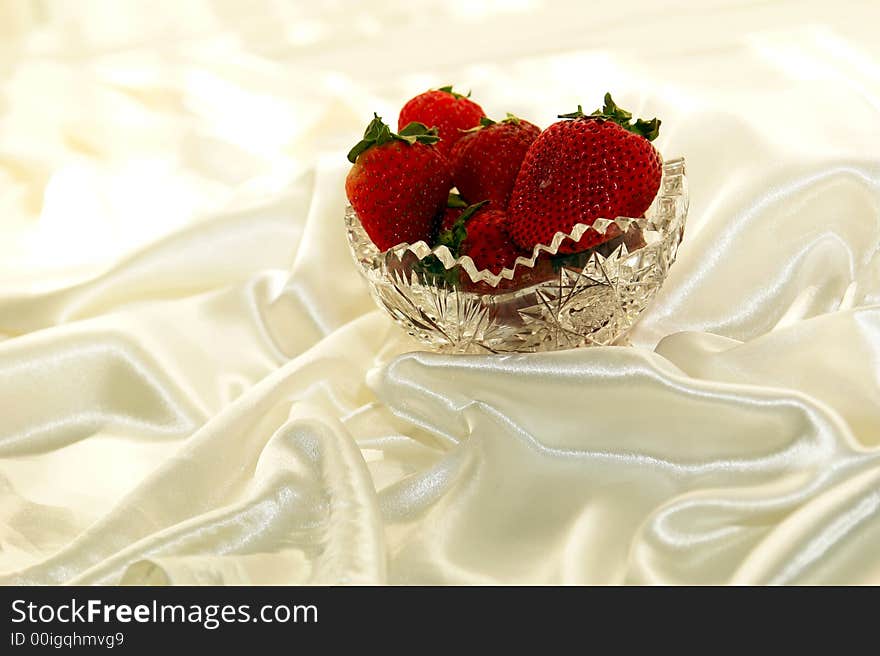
[
  {"x1": 558, "y1": 93, "x2": 661, "y2": 141},
  {"x1": 347, "y1": 114, "x2": 440, "y2": 163},
  {"x1": 437, "y1": 85, "x2": 471, "y2": 99}
]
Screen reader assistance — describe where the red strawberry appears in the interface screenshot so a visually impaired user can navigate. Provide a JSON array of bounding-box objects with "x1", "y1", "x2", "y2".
[
  {"x1": 509, "y1": 93, "x2": 662, "y2": 254},
  {"x1": 346, "y1": 115, "x2": 452, "y2": 251},
  {"x1": 461, "y1": 208, "x2": 526, "y2": 275},
  {"x1": 398, "y1": 86, "x2": 484, "y2": 158},
  {"x1": 436, "y1": 203, "x2": 526, "y2": 275},
  {"x1": 450, "y1": 115, "x2": 540, "y2": 209},
  {"x1": 423, "y1": 201, "x2": 552, "y2": 292}
]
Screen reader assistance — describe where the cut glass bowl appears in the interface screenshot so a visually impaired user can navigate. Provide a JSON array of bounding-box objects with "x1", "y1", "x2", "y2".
[{"x1": 345, "y1": 157, "x2": 687, "y2": 354}]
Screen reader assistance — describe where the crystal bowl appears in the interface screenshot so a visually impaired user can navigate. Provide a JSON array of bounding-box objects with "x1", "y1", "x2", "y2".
[{"x1": 345, "y1": 157, "x2": 687, "y2": 353}]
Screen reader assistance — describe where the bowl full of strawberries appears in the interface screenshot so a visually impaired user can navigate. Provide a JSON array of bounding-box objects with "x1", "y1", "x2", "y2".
[{"x1": 344, "y1": 87, "x2": 687, "y2": 354}]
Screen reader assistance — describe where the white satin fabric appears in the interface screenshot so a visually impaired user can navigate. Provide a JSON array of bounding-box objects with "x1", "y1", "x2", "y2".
[{"x1": 2, "y1": 1, "x2": 880, "y2": 585}]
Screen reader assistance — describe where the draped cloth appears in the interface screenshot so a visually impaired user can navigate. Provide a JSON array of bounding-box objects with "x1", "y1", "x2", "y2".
[{"x1": 1, "y1": 1, "x2": 879, "y2": 584}]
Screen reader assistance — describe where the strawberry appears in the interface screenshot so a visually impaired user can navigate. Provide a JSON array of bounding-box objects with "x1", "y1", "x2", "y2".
[
  {"x1": 450, "y1": 114, "x2": 540, "y2": 209},
  {"x1": 418, "y1": 200, "x2": 553, "y2": 292},
  {"x1": 461, "y1": 208, "x2": 526, "y2": 275},
  {"x1": 434, "y1": 202, "x2": 526, "y2": 275},
  {"x1": 346, "y1": 114, "x2": 452, "y2": 251},
  {"x1": 509, "y1": 93, "x2": 662, "y2": 254},
  {"x1": 398, "y1": 86, "x2": 484, "y2": 158}
]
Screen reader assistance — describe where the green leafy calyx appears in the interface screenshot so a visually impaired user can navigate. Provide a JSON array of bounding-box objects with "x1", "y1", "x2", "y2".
[
  {"x1": 347, "y1": 114, "x2": 440, "y2": 163},
  {"x1": 437, "y1": 85, "x2": 471, "y2": 99},
  {"x1": 557, "y1": 93, "x2": 661, "y2": 141},
  {"x1": 463, "y1": 113, "x2": 522, "y2": 134}
]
